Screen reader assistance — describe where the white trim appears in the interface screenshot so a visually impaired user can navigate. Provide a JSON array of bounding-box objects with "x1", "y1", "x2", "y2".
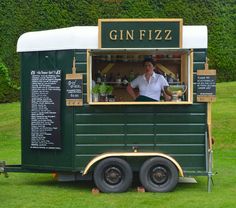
[
  {"x1": 182, "y1": 26, "x2": 207, "y2": 49},
  {"x1": 17, "y1": 25, "x2": 207, "y2": 52}
]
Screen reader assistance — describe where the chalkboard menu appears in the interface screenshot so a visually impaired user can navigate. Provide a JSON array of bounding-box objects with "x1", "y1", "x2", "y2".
[
  {"x1": 66, "y1": 79, "x2": 83, "y2": 99},
  {"x1": 66, "y1": 73, "x2": 83, "y2": 106},
  {"x1": 31, "y1": 70, "x2": 61, "y2": 149},
  {"x1": 197, "y1": 70, "x2": 216, "y2": 102}
]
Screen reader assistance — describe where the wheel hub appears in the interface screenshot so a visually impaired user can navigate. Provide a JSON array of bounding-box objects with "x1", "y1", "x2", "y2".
[
  {"x1": 104, "y1": 166, "x2": 122, "y2": 185},
  {"x1": 150, "y1": 166, "x2": 168, "y2": 184}
]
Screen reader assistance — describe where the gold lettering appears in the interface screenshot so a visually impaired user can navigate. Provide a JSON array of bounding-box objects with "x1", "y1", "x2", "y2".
[
  {"x1": 109, "y1": 30, "x2": 117, "y2": 40},
  {"x1": 120, "y1": 30, "x2": 124, "y2": 40},
  {"x1": 148, "y1": 30, "x2": 152, "y2": 40},
  {"x1": 165, "y1": 30, "x2": 172, "y2": 40},
  {"x1": 155, "y1": 30, "x2": 162, "y2": 40},
  {"x1": 126, "y1": 30, "x2": 134, "y2": 40},
  {"x1": 139, "y1": 30, "x2": 146, "y2": 40}
]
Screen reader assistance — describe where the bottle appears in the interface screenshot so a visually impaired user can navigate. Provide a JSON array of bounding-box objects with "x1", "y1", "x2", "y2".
[
  {"x1": 181, "y1": 82, "x2": 186, "y2": 101},
  {"x1": 102, "y1": 73, "x2": 107, "y2": 83},
  {"x1": 122, "y1": 75, "x2": 129, "y2": 86},
  {"x1": 129, "y1": 70, "x2": 135, "y2": 82},
  {"x1": 108, "y1": 73, "x2": 114, "y2": 83},
  {"x1": 164, "y1": 73, "x2": 167, "y2": 81},
  {"x1": 176, "y1": 73, "x2": 180, "y2": 83},
  {"x1": 96, "y1": 70, "x2": 102, "y2": 84},
  {"x1": 168, "y1": 74, "x2": 174, "y2": 84},
  {"x1": 116, "y1": 73, "x2": 121, "y2": 86}
]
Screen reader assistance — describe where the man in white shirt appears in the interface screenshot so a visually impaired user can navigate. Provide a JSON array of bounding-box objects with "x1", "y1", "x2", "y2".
[{"x1": 127, "y1": 58, "x2": 172, "y2": 101}]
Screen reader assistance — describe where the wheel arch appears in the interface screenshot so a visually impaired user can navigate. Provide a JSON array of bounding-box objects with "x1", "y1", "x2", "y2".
[{"x1": 82, "y1": 152, "x2": 184, "y2": 177}]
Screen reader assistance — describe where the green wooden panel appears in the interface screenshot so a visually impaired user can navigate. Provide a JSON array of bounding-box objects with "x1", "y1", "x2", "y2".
[
  {"x1": 193, "y1": 51, "x2": 207, "y2": 62},
  {"x1": 193, "y1": 73, "x2": 197, "y2": 82},
  {"x1": 125, "y1": 113, "x2": 154, "y2": 123},
  {"x1": 82, "y1": 74, "x2": 87, "y2": 82},
  {"x1": 125, "y1": 135, "x2": 154, "y2": 144},
  {"x1": 154, "y1": 113, "x2": 206, "y2": 123},
  {"x1": 75, "y1": 103, "x2": 207, "y2": 114},
  {"x1": 74, "y1": 155, "x2": 95, "y2": 169},
  {"x1": 125, "y1": 145, "x2": 155, "y2": 152},
  {"x1": 83, "y1": 84, "x2": 87, "y2": 93},
  {"x1": 157, "y1": 124, "x2": 206, "y2": 134},
  {"x1": 83, "y1": 94, "x2": 87, "y2": 103},
  {"x1": 76, "y1": 63, "x2": 86, "y2": 73},
  {"x1": 75, "y1": 113, "x2": 124, "y2": 124},
  {"x1": 75, "y1": 145, "x2": 126, "y2": 154},
  {"x1": 75, "y1": 52, "x2": 87, "y2": 62},
  {"x1": 155, "y1": 134, "x2": 205, "y2": 144},
  {"x1": 174, "y1": 155, "x2": 206, "y2": 170},
  {"x1": 39, "y1": 51, "x2": 57, "y2": 69},
  {"x1": 194, "y1": 63, "x2": 205, "y2": 72},
  {"x1": 74, "y1": 102, "x2": 207, "y2": 172},
  {"x1": 155, "y1": 145, "x2": 205, "y2": 154},
  {"x1": 75, "y1": 135, "x2": 124, "y2": 144},
  {"x1": 126, "y1": 124, "x2": 154, "y2": 134},
  {"x1": 75, "y1": 124, "x2": 124, "y2": 134},
  {"x1": 193, "y1": 83, "x2": 197, "y2": 92}
]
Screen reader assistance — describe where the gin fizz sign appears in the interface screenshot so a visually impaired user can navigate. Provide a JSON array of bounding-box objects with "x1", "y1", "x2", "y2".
[{"x1": 98, "y1": 19, "x2": 183, "y2": 48}]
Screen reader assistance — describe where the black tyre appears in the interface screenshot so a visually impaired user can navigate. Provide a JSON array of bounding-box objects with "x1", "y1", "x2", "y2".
[
  {"x1": 93, "y1": 157, "x2": 133, "y2": 193},
  {"x1": 139, "y1": 157, "x2": 178, "y2": 192}
]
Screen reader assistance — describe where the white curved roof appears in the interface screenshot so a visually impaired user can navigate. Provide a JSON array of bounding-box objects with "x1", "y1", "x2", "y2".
[{"x1": 17, "y1": 25, "x2": 207, "y2": 52}]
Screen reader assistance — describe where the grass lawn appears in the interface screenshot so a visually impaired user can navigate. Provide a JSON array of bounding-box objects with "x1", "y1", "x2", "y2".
[{"x1": 0, "y1": 82, "x2": 236, "y2": 208}]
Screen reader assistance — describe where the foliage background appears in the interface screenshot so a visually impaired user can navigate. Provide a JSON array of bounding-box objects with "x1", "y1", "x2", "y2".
[{"x1": 0, "y1": 0, "x2": 235, "y2": 102}]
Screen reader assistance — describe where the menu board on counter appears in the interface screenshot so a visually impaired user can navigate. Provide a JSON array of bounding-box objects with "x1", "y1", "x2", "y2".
[
  {"x1": 197, "y1": 69, "x2": 216, "y2": 102},
  {"x1": 30, "y1": 70, "x2": 61, "y2": 149}
]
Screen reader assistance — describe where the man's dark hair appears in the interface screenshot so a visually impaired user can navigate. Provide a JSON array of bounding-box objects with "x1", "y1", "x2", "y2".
[{"x1": 143, "y1": 57, "x2": 155, "y2": 66}]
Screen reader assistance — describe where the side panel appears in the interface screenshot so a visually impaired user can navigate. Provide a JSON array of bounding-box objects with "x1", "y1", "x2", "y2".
[
  {"x1": 20, "y1": 48, "x2": 208, "y2": 174},
  {"x1": 73, "y1": 49, "x2": 208, "y2": 175},
  {"x1": 21, "y1": 50, "x2": 75, "y2": 170}
]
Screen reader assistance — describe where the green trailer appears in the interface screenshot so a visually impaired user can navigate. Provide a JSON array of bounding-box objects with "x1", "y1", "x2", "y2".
[{"x1": 0, "y1": 19, "x2": 216, "y2": 193}]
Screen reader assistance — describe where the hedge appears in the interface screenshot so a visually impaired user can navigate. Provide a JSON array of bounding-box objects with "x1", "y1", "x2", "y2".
[{"x1": 0, "y1": 0, "x2": 235, "y2": 102}]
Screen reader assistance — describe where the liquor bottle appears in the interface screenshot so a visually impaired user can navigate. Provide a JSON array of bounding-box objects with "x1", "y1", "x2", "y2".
[
  {"x1": 176, "y1": 73, "x2": 180, "y2": 83},
  {"x1": 108, "y1": 73, "x2": 114, "y2": 83},
  {"x1": 96, "y1": 70, "x2": 102, "y2": 84},
  {"x1": 122, "y1": 75, "x2": 129, "y2": 86},
  {"x1": 181, "y1": 82, "x2": 186, "y2": 101},
  {"x1": 116, "y1": 73, "x2": 121, "y2": 86},
  {"x1": 129, "y1": 70, "x2": 135, "y2": 82},
  {"x1": 102, "y1": 73, "x2": 107, "y2": 83},
  {"x1": 164, "y1": 73, "x2": 167, "y2": 81},
  {"x1": 168, "y1": 74, "x2": 174, "y2": 84}
]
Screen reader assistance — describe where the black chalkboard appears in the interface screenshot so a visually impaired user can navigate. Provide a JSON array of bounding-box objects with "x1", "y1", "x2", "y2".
[
  {"x1": 66, "y1": 79, "x2": 83, "y2": 99},
  {"x1": 197, "y1": 70, "x2": 216, "y2": 102},
  {"x1": 197, "y1": 75, "x2": 216, "y2": 96},
  {"x1": 30, "y1": 70, "x2": 61, "y2": 149}
]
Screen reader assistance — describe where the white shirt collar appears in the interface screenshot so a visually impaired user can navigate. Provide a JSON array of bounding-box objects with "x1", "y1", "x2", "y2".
[{"x1": 142, "y1": 72, "x2": 156, "y2": 81}]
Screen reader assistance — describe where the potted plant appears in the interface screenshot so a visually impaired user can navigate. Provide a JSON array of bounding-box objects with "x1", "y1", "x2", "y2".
[
  {"x1": 92, "y1": 84, "x2": 100, "y2": 102},
  {"x1": 106, "y1": 85, "x2": 113, "y2": 95},
  {"x1": 99, "y1": 83, "x2": 107, "y2": 96}
]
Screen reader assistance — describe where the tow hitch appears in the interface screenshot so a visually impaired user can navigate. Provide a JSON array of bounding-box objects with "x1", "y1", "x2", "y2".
[{"x1": 0, "y1": 161, "x2": 9, "y2": 178}]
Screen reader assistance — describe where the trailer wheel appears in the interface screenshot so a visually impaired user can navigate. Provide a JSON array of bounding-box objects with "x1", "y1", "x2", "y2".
[
  {"x1": 139, "y1": 157, "x2": 178, "y2": 192},
  {"x1": 93, "y1": 157, "x2": 133, "y2": 193}
]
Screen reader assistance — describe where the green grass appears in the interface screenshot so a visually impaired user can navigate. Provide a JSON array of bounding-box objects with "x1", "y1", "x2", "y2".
[{"x1": 1, "y1": 82, "x2": 236, "y2": 208}]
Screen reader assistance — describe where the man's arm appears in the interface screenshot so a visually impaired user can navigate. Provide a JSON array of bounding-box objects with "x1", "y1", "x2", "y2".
[
  {"x1": 164, "y1": 86, "x2": 172, "y2": 97},
  {"x1": 126, "y1": 84, "x2": 137, "y2": 100},
  {"x1": 163, "y1": 86, "x2": 172, "y2": 101}
]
